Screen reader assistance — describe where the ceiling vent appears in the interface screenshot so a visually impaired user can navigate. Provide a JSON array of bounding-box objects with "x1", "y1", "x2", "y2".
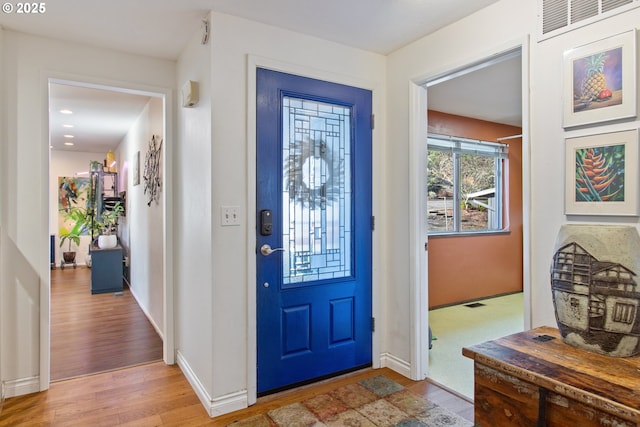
[{"x1": 540, "y1": 0, "x2": 639, "y2": 39}]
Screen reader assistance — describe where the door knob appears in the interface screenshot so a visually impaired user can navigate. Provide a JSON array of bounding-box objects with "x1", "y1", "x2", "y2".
[{"x1": 260, "y1": 244, "x2": 285, "y2": 256}]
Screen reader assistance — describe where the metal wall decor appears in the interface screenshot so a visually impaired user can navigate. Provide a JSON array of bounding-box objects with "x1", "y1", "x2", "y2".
[{"x1": 143, "y1": 135, "x2": 163, "y2": 206}]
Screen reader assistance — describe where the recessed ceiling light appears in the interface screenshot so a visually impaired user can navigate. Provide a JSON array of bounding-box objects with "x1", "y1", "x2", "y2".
[
  {"x1": 63, "y1": 134, "x2": 74, "y2": 138},
  {"x1": 60, "y1": 109, "x2": 73, "y2": 114},
  {"x1": 63, "y1": 124, "x2": 74, "y2": 128},
  {"x1": 64, "y1": 142, "x2": 75, "y2": 146}
]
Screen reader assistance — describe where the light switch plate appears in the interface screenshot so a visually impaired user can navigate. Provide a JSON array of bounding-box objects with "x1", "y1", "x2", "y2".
[{"x1": 221, "y1": 206, "x2": 240, "y2": 226}]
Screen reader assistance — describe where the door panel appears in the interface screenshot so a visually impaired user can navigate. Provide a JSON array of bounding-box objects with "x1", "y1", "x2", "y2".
[{"x1": 256, "y1": 68, "x2": 372, "y2": 394}]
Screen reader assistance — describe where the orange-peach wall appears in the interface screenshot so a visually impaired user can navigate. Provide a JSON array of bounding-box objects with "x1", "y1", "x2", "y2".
[{"x1": 428, "y1": 110, "x2": 523, "y2": 308}]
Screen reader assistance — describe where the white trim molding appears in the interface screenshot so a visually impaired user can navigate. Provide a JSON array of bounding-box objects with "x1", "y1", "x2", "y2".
[
  {"x1": 211, "y1": 390, "x2": 249, "y2": 417},
  {"x1": 129, "y1": 286, "x2": 164, "y2": 341},
  {"x1": 176, "y1": 351, "x2": 248, "y2": 417},
  {"x1": 379, "y1": 352, "x2": 412, "y2": 378},
  {"x1": 3, "y1": 376, "x2": 40, "y2": 398},
  {"x1": 40, "y1": 71, "x2": 176, "y2": 394},
  {"x1": 408, "y1": 35, "x2": 533, "y2": 385},
  {"x1": 408, "y1": 80, "x2": 429, "y2": 381}
]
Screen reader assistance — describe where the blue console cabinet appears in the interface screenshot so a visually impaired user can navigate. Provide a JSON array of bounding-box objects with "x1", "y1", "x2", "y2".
[{"x1": 90, "y1": 244, "x2": 123, "y2": 294}]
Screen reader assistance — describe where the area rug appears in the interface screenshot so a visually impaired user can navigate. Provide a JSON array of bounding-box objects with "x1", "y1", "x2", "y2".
[{"x1": 227, "y1": 375, "x2": 473, "y2": 427}]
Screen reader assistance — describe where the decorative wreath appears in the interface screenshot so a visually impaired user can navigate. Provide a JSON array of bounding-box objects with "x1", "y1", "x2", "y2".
[{"x1": 286, "y1": 137, "x2": 343, "y2": 208}]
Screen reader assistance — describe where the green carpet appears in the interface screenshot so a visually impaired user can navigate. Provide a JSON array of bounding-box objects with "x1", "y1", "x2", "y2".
[{"x1": 428, "y1": 292, "x2": 524, "y2": 399}]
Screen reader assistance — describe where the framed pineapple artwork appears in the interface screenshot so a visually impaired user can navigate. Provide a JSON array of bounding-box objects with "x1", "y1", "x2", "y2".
[
  {"x1": 565, "y1": 129, "x2": 639, "y2": 216},
  {"x1": 563, "y1": 29, "x2": 636, "y2": 128}
]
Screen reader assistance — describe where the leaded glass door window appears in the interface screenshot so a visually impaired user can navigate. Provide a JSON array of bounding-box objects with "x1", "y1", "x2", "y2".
[{"x1": 282, "y1": 97, "x2": 352, "y2": 286}]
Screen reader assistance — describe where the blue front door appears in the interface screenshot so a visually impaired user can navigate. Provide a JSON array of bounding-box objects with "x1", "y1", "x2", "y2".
[{"x1": 256, "y1": 68, "x2": 372, "y2": 394}]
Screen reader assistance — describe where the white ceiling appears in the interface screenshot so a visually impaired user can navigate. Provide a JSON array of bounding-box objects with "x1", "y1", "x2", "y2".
[
  {"x1": 428, "y1": 53, "x2": 523, "y2": 129},
  {"x1": 0, "y1": 0, "x2": 502, "y2": 59},
  {"x1": 49, "y1": 83, "x2": 152, "y2": 153},
  {"x1": 2, "y1": 0, "x2": 521, "y2": 153}
]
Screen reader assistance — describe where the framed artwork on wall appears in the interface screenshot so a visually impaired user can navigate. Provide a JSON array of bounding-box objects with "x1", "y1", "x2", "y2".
[
  {"x1": 565, "y1": 129, "x2": 639, "y2": 216},
  {"x1": 58, "y1": 176, "x2": 91, "y2": 235},
  {"x1": 563, "y1": 29, "x2": 636, "y2": 128}
]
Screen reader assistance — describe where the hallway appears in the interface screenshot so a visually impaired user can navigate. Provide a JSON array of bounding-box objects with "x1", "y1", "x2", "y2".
[{"x1": 51, "y1": 267, "x2": 163, "y2": 380}]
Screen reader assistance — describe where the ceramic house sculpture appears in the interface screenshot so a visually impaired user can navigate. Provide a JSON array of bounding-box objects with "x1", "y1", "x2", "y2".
[{"x1": 551, "y1": 225, "x2": 640, "y2": 357}]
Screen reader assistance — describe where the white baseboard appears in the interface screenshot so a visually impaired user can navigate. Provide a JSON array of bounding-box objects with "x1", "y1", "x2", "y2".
[
  {"x1": 210, "y1": 389, "x2": 249, "y2": 417},
  {"x1": 176, "y1": 351, "x2": 248, "y2": 417},
  {"x1": 128, "y1": 286, "x2": 164, "y2": 340},
  {"x1": 379, "y1": 352, "x2": 412, "y2": 378},
  {"x1": 2, "y1": 376, "x2": 40, "y2": 398}
]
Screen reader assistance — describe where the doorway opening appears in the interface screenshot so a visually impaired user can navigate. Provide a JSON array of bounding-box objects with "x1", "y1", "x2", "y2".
[
  {"x1": 47, "y1": 78, "x2": 171, "y2": 382},
  {"x1": 420, "y1": 47, "x2": 528, "y2": 399}
]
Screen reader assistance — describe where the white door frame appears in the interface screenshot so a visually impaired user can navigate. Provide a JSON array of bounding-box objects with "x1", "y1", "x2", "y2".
[
  {"x1": 41, "y1": 73, "x2": 175, "y2": 389},
  {"x1": 246, "y1": 55, "x2": 383, "y2": 405},
  {"x1": 408, "y1": 80, "x2": 430, "y2": 380},
  {"x1": 408, "y1": 36, "x2": 533, "y2": 379}
]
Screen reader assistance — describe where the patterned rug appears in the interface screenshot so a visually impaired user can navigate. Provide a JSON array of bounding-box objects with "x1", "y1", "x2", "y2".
[{"x1": 227, "y1": 375, "x2": 473, "y2": 427}]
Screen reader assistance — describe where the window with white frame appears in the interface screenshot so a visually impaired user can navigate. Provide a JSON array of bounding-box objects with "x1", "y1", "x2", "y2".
[{"x1": 427, "y1": 134, "x2": 508, "y2": 234}]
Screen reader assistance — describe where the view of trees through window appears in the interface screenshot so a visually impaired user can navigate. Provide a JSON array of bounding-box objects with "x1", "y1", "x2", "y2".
[{"x1": 427, "y1": 135, "x2": 506, "y2": 233}]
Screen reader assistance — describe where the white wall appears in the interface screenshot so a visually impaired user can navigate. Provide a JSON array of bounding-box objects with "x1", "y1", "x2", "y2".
[
  {"x1": 175, "y1": 15, "x2": 214, "y2": 410},
  {"x1": 172, "y1": 11, "x2": 386, "y2": 415},
  {"x1": 117, "y1": 97, "x2": 165, "y2": 335},
  {"x1": 528, "y1": 10, "x2": 640, "y2": 327},
  {"x1": 388, "y1": 0, "x2": 640, "y2": 360},
  {"x1": 0, "y1": 29, "x2": 175, "y2": 393},
  {"x1": 50, "y1": 151, "x2": 102, "y2": 266}
]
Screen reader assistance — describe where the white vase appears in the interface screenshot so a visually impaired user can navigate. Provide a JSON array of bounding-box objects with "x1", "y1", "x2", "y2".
[{"x1": 98, "y1": 234, "x2": 117, "y2": 249}]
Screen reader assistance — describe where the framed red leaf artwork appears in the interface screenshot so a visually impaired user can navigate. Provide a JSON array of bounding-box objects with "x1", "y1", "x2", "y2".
[{"x1": 565, "y1": 129, "x2": 639, "y2": 216}]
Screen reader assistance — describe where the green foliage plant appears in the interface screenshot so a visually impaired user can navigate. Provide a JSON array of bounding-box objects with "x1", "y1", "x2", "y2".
[
  {"x1": 59, "y1": 229, "x2": 81, "y2": 252},
  {"x1": 99, "y1": 202, "x2": 125, "y2": 235}
]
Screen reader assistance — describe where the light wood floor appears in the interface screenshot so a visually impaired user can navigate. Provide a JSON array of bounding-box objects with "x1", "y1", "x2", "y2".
[
  {"x1": 50, "y1": 266, "x2": 163, "y2": 380},
  {"x1": 0, "y1": 267, "x2": 474, "y2": 425},
  {"x1": 0, "y1": 363, "x2": 473, "y2": 426}
]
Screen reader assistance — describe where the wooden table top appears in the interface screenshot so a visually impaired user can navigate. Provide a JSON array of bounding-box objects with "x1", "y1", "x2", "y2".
[{"x1": 463, "y1": 326, "x2": 640, "y2": 420}]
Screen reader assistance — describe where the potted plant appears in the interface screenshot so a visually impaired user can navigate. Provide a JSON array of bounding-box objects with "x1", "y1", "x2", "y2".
[
  {"x1": 59, "y1": 229, "x2": 81, "y2": 266},
  {"x1": 66, "y1": 206, "x2": 101, "y2": 236},
  {"x1": 97, "y1": 201, "x2": 124, "y2": 249},
  {"x1": 59, "y1": 205, "x2": 95, "y2": 267}
]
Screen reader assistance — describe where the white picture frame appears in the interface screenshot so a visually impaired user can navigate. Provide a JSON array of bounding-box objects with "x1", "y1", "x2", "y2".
[
  {"x1": 565, "y1": 129, "x2": 639, "y2": 216},
  {"x1": 563, "y1": 29, "x2": 636, "y2": 128}
]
